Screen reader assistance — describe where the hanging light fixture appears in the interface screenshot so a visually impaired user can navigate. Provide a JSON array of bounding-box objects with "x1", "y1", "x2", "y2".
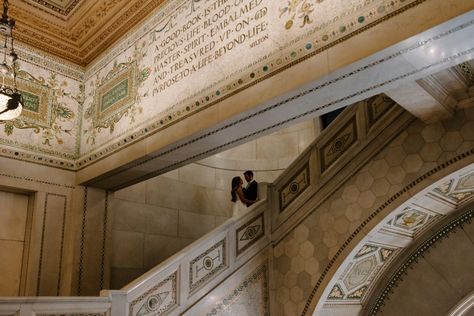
[{"x1": 0, "y1": 0, "x2": 22, "y2": 121}]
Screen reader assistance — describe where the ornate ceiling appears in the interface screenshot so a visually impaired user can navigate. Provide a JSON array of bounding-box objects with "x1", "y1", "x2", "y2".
[{"x1": 11, "y1": 0, "x2": 167, "y2": 66}]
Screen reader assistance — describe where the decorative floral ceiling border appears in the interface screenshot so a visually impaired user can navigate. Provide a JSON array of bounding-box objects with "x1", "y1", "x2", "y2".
[
  {"x1": 25, "y1": 0, "x2": 82, "y2": 16},
  {"x1": 12, "y1": 0, "x2": 169, "y2": 65}
]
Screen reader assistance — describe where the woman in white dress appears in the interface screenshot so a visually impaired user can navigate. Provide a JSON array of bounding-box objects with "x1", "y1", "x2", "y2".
[{"x1": 231, "y1": 176, "x2": 255, "y2": 216}]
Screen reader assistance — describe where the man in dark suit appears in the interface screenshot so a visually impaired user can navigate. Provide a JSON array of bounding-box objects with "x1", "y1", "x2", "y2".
[{"x1": 242, "y1": 170, "x2": 258, "y2": 207}]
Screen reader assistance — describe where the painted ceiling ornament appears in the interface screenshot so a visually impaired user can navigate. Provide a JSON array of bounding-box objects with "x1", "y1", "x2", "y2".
[
  {"x1": 280, "y1": 0, "x2": 323, "y2": 29},
  {"x1": 0, "y1": 65, "x2": 80, "y2": 147},
  {"x1": 83, "y1": 42, "x2": 151, "y2": 145}
]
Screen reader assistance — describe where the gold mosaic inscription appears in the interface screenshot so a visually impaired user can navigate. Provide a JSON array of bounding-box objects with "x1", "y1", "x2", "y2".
[{"x1": 152, "y1": 0, "x2": 269, "y2": 95}]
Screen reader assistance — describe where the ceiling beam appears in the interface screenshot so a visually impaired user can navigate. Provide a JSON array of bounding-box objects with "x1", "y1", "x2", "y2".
[{"x1": 385, "y1": 76, "x2": 457, "y2": 124}]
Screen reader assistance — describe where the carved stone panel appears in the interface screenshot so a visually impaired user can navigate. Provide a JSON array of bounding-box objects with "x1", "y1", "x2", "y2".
[
  {"x1": 129, "y1": 271, "x2": 178, "y2": 316},
  {"x1": 320, "y1": 118, "x2": 357, "y2": 172},
  {"x1": 365, "y1": 94, "x2": 395, "y2": 128},
  {"x1": 279, "y1": 164, "x2": 310, "y2": 212},
  {"x1": 236, "y1": 213, "x2": 265, "y2": 256},
  {"x1": 189, "y1": 238, "x2": 227, "y2": 293}
]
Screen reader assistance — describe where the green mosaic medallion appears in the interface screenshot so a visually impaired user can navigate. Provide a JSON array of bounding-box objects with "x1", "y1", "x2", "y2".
[
  {"x1": 100, "y1": 79, "x2": 129, "y2": 112},
  {"x1": 19, "y1": 90, "x2": 40, "y2": 113}
]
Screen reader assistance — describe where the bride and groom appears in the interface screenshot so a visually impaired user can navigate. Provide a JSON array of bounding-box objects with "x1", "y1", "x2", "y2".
[{"x1": 231, "y1": 170, "x2": 258, "y2": 216}]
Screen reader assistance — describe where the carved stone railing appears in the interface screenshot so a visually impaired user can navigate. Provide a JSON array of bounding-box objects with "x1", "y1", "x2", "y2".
[
  {"x1": 0, "y1": 297, "x2": 111, "y2": 316},
  {"x1": 0, "y1": 98, "x2": 414, "y2": 316},
  {"x1": 103, "y1": 187, "x2": 270, "y2": 316},
  {"x1": 0, "y1": 193, "x2": 270, "y2": 316},
  {"x1": 268, "y1": 96, "x2": 413, "y2": 242},
  {"x1": 103, "y1": 96, "x2": 413, "y2": 316}
]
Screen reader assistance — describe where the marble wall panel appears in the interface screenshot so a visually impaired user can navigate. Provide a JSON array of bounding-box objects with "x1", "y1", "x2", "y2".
[
  {"x1": 111, "y1": 231, "x2": 144, "y2": 269},
  {"x1": 0, "y1": 191, "x2": 29, "y2": 241},
  {"x1": 257, "y1": 133, "x2": 301, "y2": 160},
  {"x1": 110, "y1": 268, "x2": 147, "y2": 290},
  {"x1": 178, "y1": 164, "x2": 216, "y2": 189},
  {"x1": 178, "y1": 211, "x2": 216, "y2": 240},
  {"x1": 0, "y1": 240, "x2": 24, "y2": 296},
  {"x1": 112, "y1": 200, "x2": 178, "y2": 237},
  {"x1": 145, "y1": 176, "x2": 188, "y2": 210},
  {"x1": 37, "y1": 193, "x2": 68, "y2": 296},
  {"x1": 0, "y1": 191, "x2": 29, "y2": 296},
  {"x1": 78, "y1": 188, "x2": 109, "y2": 296},
  {"x1": 216, "y1": 141, "x2": 258, "y2": 160},
  {"x1": 143, "y1": 234, "x2": 193, "y2": 270},
  {"x1": 114, "y1": 182, "x2": 146, "y2": 204},
  {"x1": 178, "y1": 185, "x2": 231, "y2": 217}
]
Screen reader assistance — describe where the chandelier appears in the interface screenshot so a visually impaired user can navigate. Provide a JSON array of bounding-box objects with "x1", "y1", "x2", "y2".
[{"x1": 0, "y1": 0, "x2": 22, "y2": 121}]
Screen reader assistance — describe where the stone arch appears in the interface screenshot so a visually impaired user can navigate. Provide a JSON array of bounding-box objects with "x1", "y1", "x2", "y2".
[{"x1": 310, "y1": 161, "x2": 474, "y2": 315}]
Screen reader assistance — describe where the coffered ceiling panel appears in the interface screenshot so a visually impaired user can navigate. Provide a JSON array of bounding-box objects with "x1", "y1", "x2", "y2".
[
  {"x1": 24, "y1": 0, "x2": 81, "y2": 16},
  {"x1": 10, "y1": 0, "x2": 167, "y2": 66}
]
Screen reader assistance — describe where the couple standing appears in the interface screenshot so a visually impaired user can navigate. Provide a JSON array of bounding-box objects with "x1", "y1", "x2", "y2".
[{"x1": 231, "y1": 170, "x2": 258, "y2": 216}]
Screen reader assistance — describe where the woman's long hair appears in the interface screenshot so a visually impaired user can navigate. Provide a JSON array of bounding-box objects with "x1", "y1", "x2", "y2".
[{"x1": 231, "y1": 176, "x2": 241, "y2": 202}]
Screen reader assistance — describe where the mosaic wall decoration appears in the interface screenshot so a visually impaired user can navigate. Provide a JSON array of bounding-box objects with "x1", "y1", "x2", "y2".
[
  {"x1": 79, "y1": 0, "x2": 427, "y2": 165},
  {"x1": 279, "y1": 163, "x2": 310, "y2": 212},
  {"x1": 205, "y1": 262, "x2": 270, "y2": 316},
  {"x1": 365, "y1": 94, "x2": 395, "y2": 128},
  {"x1": 327, "y1": 243, "x2": 395, "y2": 302},
  {"x1": 317, "y1": 160, "x2": 474, "y2": 314},
  {"x1": 368, "y1": 208, "x2": 474, "y2": 316},
  {"x1": 430, "y1": 170, "x2": 474, "y2": 204},
  {"x1": 0, "y1": 50, "x2": 83, "y2": 163},
  {"x1": 320, "y1": 118, "x2": 357, "y2": 172},
  {"x1": 128, "y1": 271, "x2": 178, "y2": 316},
  {"x1": 384, "y1": 206, "x2": 433, "y2": 235},
  {"x1": 236, "y1": 213, "x2": 265, "y2": 256},
  {"x1": 83, "y1": 44, "x2": 151, "y2": 145},
  {"x1": 189, "y1": 238, "x2": 227, "y2": 293},
  {"x1": 328, "y1": 284, "x2": 344, "y2": 299}
]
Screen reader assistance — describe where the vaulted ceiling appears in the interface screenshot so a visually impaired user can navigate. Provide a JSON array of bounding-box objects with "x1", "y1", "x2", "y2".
[{"x1": 11, "y1": 0, "x2": 166, "y2": 66}]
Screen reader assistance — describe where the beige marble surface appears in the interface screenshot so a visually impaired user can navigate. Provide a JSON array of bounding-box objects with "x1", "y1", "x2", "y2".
[{"x1": 0, "y1": 191, "x2": 29, "y2": 296}]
